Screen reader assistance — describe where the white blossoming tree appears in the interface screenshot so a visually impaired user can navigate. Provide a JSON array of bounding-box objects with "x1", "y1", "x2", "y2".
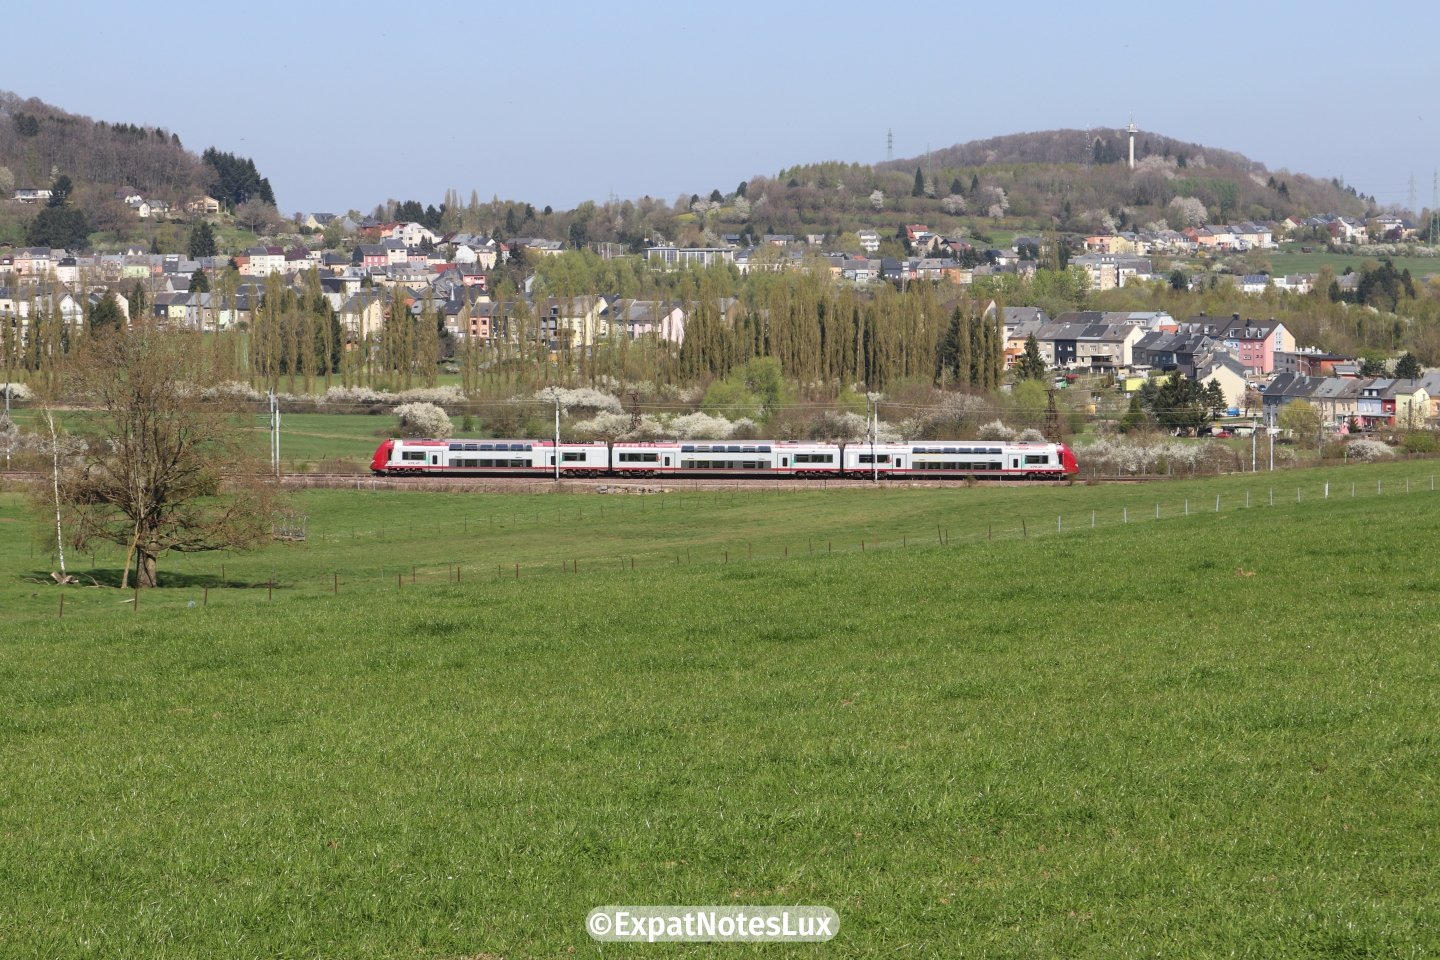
[{"x1": 394, "y1": 402, "x2": 453, "y2": 439}]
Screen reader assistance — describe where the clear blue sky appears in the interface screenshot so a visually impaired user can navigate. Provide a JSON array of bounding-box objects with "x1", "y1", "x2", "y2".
[{"x1": 11, "y1": 0, "x2": 1438, "y2": 215}]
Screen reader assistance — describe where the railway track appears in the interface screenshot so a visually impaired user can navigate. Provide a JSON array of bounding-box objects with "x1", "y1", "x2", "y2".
[{"x1": 2, "y1": 469, "x2": 1166, "y2": 492}]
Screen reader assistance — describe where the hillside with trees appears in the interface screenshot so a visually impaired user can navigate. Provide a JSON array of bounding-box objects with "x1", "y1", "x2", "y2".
[
  {"x1": 372, "y1": 128, "x2": 1382, "y2": 257},
  {"x1": 0, "y1": 91, "x2": 276, "y2": 249}
]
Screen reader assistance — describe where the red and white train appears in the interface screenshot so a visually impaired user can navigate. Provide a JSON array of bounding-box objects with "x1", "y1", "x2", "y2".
[{"x1": 371, "y1": 438, "x2": 1079, "y2": 480}]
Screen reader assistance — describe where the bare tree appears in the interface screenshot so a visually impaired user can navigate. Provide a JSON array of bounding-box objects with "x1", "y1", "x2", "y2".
[
  {"x1": 233, "y1": 198, "x2": 280, "y2": 234},
  {"x1": 58, "y1": 330, "x2": 280, "y2": 588}
]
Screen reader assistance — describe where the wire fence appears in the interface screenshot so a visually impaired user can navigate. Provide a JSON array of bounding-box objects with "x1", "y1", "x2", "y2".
[{"x1": 15, "y1": 471, "x2": 1440, "y2": 624}]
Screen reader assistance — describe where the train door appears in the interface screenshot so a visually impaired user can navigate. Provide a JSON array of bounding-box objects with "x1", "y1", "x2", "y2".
[
  {"x1": 893, "y1": 456, "x2": 903, "y2": 470},
  {"x1": 1009, "y1": 454, "x2": 1020, "y2": 471}
]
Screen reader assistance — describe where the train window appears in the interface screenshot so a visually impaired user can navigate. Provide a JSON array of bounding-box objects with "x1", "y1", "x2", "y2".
[
  {"x1": 1024, "y1": 454, "x2": 1049, "y2": 465},
  {"x1": 726, "y1": 445, "x2": 740, "y2": 453},
  {"x1": 402, "y1": 451, "x2": 425, "y2": 461},
  {"x1": 523, "y1": 444, "x2": 532, "y2": 451},
  {"x1": 758, "y1": 445, "x2": 771, "y2": 453},
  {"x1": 449, "y1": 443, "x2": 463, "y2": 451},
  {"x1": 681, "y1": 445, "x2": 695, "y2": 453},
  {"x1": 479, "y1": 443, "x2": 494, "y2": 451},
  {"x1": 464, "y1": 443, "x2": 479, "y2": 451},
  {"x1": 508, "y1": 443, "x2": 523, "y2": 451},
  {"x1": 562, "y1": 452, "x2": 585, "y2": 462}
]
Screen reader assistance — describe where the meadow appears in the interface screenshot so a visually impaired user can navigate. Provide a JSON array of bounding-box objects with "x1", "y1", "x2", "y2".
[
  {"x1": 1263, "y1": 244, "x2": 1440, "y2": 279},
  {"x1": 1, "y1": 463, "x2": 1438, "y2": 957},
  {"x1": 6, "y1": 408, "x2": 392, "y2": 471}
]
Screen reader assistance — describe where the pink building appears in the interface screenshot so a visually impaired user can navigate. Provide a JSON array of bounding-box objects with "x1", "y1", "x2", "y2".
[{"x1": 1182, "y1": 313, "x2": 1290, "y2": 375}]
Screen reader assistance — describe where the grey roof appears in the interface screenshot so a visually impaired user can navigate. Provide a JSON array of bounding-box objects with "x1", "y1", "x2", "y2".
[
  {"x1": 1264, "y1": 372, "x2": 1324, "y2": 399},
  {"x1": 1381, "y1": 378, "x2": 1426, "y2": 399}
]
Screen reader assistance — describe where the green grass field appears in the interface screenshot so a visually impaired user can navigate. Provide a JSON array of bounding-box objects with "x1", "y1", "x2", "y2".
[
  {"x1": 6, "y1": 408, "x2": 393, "y2": 470},
  {"x1": 2, "y1": 464, "x2": 1438, "y2": 957},
  {"x1": 1264, "y1": 245, "x2": 1440, "y2": 279}
]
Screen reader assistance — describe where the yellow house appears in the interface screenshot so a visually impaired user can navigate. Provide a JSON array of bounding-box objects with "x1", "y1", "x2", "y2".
[
  {"x1": 1199, "y1": 357, "x2": 1250, "y2": 410},
  {"x1": 544, "y1": 296, "x2": 606, "y2": 349},
  {"x1": 1389, "y1": 380, "x2": 1431, "y2": 430}
]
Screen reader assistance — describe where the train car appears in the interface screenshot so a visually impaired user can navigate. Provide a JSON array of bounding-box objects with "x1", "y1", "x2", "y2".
[
  {"x1": 840, "y1": 442, "x2": 914, "y2": 476},
  {"x1": 904, "y1": 441, "x2": 1076, "y2": 479},
  {"x1": 371, "y1": 438, "x2": 608, "y2": 476},
  {"x1": 672, "y1": 441, "x2": 779, "y2": 475}
]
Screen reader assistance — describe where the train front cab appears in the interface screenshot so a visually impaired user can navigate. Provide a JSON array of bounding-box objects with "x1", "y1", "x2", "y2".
[
  {"x1": 370, "y1": 440, "x2": 394, "y2": 474},
  {"x1": 1058, "y1": 443, "x2": 1079, "y2": 477}
]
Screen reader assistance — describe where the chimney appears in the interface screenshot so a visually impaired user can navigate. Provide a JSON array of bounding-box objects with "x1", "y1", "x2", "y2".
[{"x1": 1232, "y1": 312, "x2": 1240, "y2": 322}]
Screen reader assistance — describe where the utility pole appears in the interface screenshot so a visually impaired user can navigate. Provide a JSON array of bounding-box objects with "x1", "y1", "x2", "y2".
[
  {"x1": 1251, "y1": 416, "x2": 1257, "y2": 472},
  {"x1": 554, "y1": 394, "x2": 561, "y2": 482},
  {"x1": 269, "y1": 390, "x2": 281, "y2": 478},
  {"x1": 1432, "y1": 170, "x2": 1439, "y2": 245},
  {"x1": 867, "y1": 392, "x2": 882, "y2": 482},
  {"x1": 3, "y1": 384, "x2": 10, "y2": 471},
  {"x1": 1269, "y1": 422, "x2": 1274, "y2": 472}
]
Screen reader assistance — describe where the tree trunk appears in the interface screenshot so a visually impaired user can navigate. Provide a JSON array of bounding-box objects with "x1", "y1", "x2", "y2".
[{"x1": 137, "y1": 549, "x2": 158, "y2": 588}]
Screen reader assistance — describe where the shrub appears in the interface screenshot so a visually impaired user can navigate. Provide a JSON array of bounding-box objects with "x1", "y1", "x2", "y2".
[
  {"x1": 0, "y1": 382, "x2": 35, "y2": 401},
  {"x1": 806, "y1": 411, "x2": 870, "y2": 442},
  {"x1": 396, "y1": 385, "x2": 466, "y2": 405},
  {"x1": 520, "y1": 387, "x2": 623, "y2": 413},
  {"x1": 1016, "y1": 428, "x2": 1048, "y2": 443},
  {"x1": 667, "y1": 412, "x2": 738, "y2": 440},
  {"x1": 976, "y1": 420, "x2": 1015, "y2": 440},
  {"x1": 393, "y1": 402, "x2": 453, "y2": 439},
  {"x1": 1400, "y1": 432, "x2": 1439, "y2": 454},
  {"x1": 201, "y1": 381, "x2": 264, "y2": 403},
  {"x1": 1075, "y1": 437, "x2": 1237, "y2": 477},
  {"x1": 699, "y1": 378, "x2": 762, "y2": 420},
  {"x1": 321, "y1": 385, "x2": 391, "y2": 406},
  {"x1": 1347, "y1": 438, "x2": 1396, "y2": 461},
  {"x1": 900, "y1": 392, "x2": 988, "y2": 439},
  {"x1": 570, "y1": 412, "x2": 659, "y2": 441}
]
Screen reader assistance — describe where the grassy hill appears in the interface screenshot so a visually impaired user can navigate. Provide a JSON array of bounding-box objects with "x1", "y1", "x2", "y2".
[{"x1": 2, "y1": 464, "x2": 1438, "y2": 956}]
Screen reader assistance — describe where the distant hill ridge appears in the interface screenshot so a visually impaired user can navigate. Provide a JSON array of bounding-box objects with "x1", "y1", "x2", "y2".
[
  {"x1": 881, "y1": 128, "x2": 1257, "y2": 174},
  {"x1": 0, "y1": 91, "x2": 1380, "y2": 254}
]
